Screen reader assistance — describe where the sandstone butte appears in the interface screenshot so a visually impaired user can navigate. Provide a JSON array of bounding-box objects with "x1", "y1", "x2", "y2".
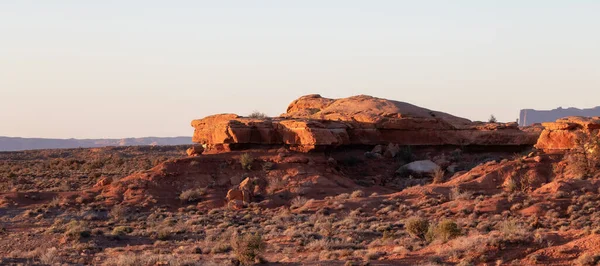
[{"x1": 191, "y1": 94, "x2": 544, "y2": 152}]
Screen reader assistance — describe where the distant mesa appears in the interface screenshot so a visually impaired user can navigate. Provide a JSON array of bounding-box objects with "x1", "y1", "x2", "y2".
[
  {"x1": 192, "y1": 94, "x2": 540, "y2": 152},
  {"x1": 0, "y1": 137, "x2": 192, "y2": 152},
  {"x1": 520, "y1": 106, "x2": 600, "y2": 126}
]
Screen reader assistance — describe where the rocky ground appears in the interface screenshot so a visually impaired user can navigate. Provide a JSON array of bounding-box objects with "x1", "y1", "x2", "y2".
[
  {"x1": 2, "y1": 94, "x2": 600, "y2": 265},
  {"x1": 1, "y1": 141, "x2": 600, "y2": 266}
]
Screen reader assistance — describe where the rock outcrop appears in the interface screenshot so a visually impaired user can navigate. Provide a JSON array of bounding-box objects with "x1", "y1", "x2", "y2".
[
  {"x1": 535, "y1": 117, "x2": 600, "y2": 150},
  {"x1": 397, "y1": 160, "x2": 441, "y2": 176},
  {"x1": 192, "y1": 94, "x2": 541, "y2": 152},
  {"x1": 520, "y1": 106, "x2": 600, "y2": 126},
  {"x1": 186, "y1": 145, "x2": 204, "y2": 156}
]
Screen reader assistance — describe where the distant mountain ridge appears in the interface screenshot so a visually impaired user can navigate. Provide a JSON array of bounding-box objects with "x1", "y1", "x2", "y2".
[
  {"x1": 0, "y1": 136, "x2": 192, "y2": 151},
  {"x1": 519, "y1": 106, "x2": 600, "y2": 126}
]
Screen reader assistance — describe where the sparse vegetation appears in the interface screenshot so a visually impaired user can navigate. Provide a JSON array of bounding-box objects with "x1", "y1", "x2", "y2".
[
  {"x1": 426, "y1": 220, "x2": 461, "y2": 243},
  {"x1": 232, "y1": 233, "x2": 266, "y2": 266},
  {"x1": 240, "y1": 153, "x2": 254, "y2": 170},
  {"x1": 291, "y1": 196, "x2": 309, "y2": 209},
  {"x1": 432, "y1": 168, "x2": 445, "y2": 184},
  {"x1": 0, "y1": 142, "x2": 598, "y2": 265},
  {"x1": 179, "y1": 188, "x2": 207, "y2": 202},
  {"x1": 64, "y1": 221, "x2": 91, "y2": 240},
  {"x1": 406, "y1": 217, "x2": 430, "y2": 240},
  {"x1": 568, "y1": 131, "x2": 600, "y2": 178},
  {"x1": 248, "y1": 111, "x2": 268, "y2": 119}
]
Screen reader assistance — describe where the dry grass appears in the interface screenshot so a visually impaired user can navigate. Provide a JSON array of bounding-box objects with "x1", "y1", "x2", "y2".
[
  {"x1": 240, "y1": 153, "x2": 254, "y2": 170},
  {"x1": 179, "y1": 188, "x2": 206, "y2": 202}
]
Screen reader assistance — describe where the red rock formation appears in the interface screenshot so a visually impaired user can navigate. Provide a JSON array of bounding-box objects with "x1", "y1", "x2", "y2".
[
  {"x1": 536, "y1": 117, "x2": 600, "y2": 150},
  {"x1": 192, "y1": 94, "x2": 540, "y2": 151}
]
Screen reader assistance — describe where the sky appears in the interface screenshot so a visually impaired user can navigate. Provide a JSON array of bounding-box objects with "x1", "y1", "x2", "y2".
[{"x1": 1, "y1": 1, "x2": 599, "y2": 139}]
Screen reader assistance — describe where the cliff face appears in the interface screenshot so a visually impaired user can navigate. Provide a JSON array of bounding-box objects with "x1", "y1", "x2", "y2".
[{"x1": 520, "y1": 107, "x2": 600, "y2": 126}]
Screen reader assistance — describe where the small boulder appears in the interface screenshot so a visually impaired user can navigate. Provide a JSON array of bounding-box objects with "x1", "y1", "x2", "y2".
[
  {"x1": 364, "y1": 151, "x2": 383, "y2": 159},
  {"x1": 397, "y1": 160, "x2": 441, "y2": 176},
  {"x1": 226, "y1": 188, "x2": 244, "y2": 202},
  {"x1": 228, "y1": 200, "x2": 244, "y2": 210},
  {"x1": 384, "y1": 143, "x2": 400, "y2": 158},
  {"x1": 372, "y1": 145, "x2": 384, "y2": 154},
  {"x1": 186, "y1": 145, "x2": 204, "y2": 156},
  {"x1": 94, "y1": 177, "x2": 112, "y2": 187}
]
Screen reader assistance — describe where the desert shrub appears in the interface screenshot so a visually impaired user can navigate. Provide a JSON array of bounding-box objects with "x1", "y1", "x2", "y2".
[
  {"x1": 103, "y1": 253, "x2": 202, "y2": 266},
  {"x1": 156, "y1": 228, "x2": 172, "y2": 240},
  {"x1": 39, "y1": 247, "x2": 59, "y2": 265},
  {"x1": 575, "y1": 252, "x2": 600, "y2": 266},
  {"x1": 450, "y1": 186, "x2": 472, "y2": 200},
  {"x1": 262, "y1": 162, "x2": 274, "y2": 171},
  {"x1": 64, "y1": 221, "x2": 91, "y2": 240},
  {"x1": 232, "y1": 232, "x2": 266, "y2": 266},
  {"x1": 290, "y1": 196, "x2": 309, "y2": 209},
  {"x1": 240, "y1": 153, "x2": 254, "y2": 170},
  {"x1": 350, "y1": 190, "x2": 365, "y2": 198},
  {"x1": 266, "y1": 177, "x2": 286, "y2": 193},
  {"x1": 432, "y1": 169, "x2": 445, "y2": 184},
  {"x1": 248, "y1": 111, "x2": 268, "y2": 119},
  {"x1": 426, "y1": 220, "x2": 461, "y2": 243},
  {"x1": 112, "y1": 226, "x2": 133, "y2": 237},
  {"x1": 504, "y1": 177, "x2": 519, "y2": 193},
  {"x1": 568, "y1": 131, "x2": 600, "y2": 178},
  {"x1": 179, "y1": 188, "x2": 206, "y2": 202},
  {"x1": 405, "y1": 217, "x2": 430, "y2": 240},
  {"x1": 488, "y1": 115, "x2": 497, "y2": 123},
  {"x1": 498, "y1": 219, "x2": 532, "y2": 242},
  {"x1": 110, "y1": 204, "x2": 130, "y2": 221}
]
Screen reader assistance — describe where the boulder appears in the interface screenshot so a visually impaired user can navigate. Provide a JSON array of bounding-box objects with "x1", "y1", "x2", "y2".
[
  {"x1": 364, "y1": 151, "x2": 383, "y2": 159},
  {"x1": 371, "y1": 145, "x2": 384, "y2": 154},
  {"x1": 226, "y1": 188, "x2": 244, "y2": 202},
  {"x1": 383, "y1": 143, "x2": 400, "y2": 158},
  {"x1": 397, "y1": 160, "x2": 441, "y2": 176},
  {"x1": 186, "y1": 145, "x2": 204, "y2": 156}
]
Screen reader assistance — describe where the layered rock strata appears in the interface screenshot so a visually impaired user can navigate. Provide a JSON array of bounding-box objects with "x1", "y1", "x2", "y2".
[{"x1": 192, "y1": 95, "x2": 541, "y2": 152}]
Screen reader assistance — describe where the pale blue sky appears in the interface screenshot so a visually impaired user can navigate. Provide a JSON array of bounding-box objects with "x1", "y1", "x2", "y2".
[{"x1": 1, "y1": 1, "x2": 599, "y2": 138}]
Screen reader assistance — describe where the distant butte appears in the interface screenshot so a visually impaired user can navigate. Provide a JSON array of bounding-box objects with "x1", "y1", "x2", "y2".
[{"x1": 520, "y1": 106, "x2": 600, "y2": 126}]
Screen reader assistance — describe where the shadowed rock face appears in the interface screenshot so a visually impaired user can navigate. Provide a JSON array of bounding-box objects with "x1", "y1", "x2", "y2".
[
  {"x1": 520, "y1": 107, "x2": 600, "y2": 126},
  {"x1": 192, "y1": 94, "x2": 541, "y2": 151}
]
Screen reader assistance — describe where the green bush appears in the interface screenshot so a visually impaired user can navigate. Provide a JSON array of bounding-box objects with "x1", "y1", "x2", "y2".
[
  {"x1": 240, "y1": 153, "x2": 254, "y2": 170},
  {"x1": 405, "y1": 217, "x2": 429, "y2": 240}
]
